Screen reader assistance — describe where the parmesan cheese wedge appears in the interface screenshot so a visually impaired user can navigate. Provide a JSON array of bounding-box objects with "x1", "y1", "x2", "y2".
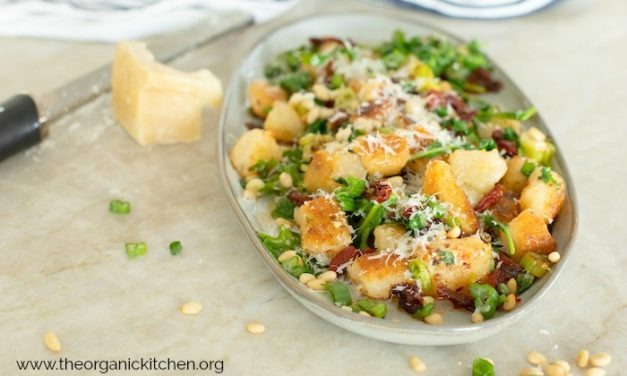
[{"x1": 111, "y1": 41, "x2": 222, "y2": 145}]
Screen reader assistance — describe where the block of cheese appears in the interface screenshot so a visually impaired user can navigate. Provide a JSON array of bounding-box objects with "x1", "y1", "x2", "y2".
[{"x1": 111, "y1": 41, "x2": 222, "y2": 145}]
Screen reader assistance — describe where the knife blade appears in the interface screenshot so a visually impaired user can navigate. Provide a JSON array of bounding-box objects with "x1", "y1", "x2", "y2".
[{"x1": 0, "y1": 9, "x2": 252, "y2": 162}]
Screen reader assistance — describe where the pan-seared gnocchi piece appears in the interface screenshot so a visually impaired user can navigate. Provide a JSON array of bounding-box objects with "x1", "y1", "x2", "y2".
[
  {"x1": 294, "y1": 197, "x2": 353, "y2": 260},
  {"x1": 348, "y1": 253, "x2": 410, "y2": 299},
  {"x1": 352, "y1": 134, "x2": 410, "y2": 177},
  {"x1": 419, "y1": 236, "x2": 493, "y2": 292},
  {"x1": 519, "y1": 168, "x2": 566, "y2": 223},
  {"x1": 303, "y1": 149, "x2": 367, "y2": 193},
  {"x1": 264, "y1": 101, "x2": 305, "y2": 142},
  {"x1": 500, "y1": 156, "x2": 530, "y2": 193},
  {"x1": 374, "y1": 224, "x2": 407, "y2": 251},
  {"x1": 448, "y1": 149, "x2": 507, "y2": 206},
  {"x1": 503, "y1": 209, "x2": 556, "y2": 261},
  {"x1": 229, "y1": 129, "x2": 282, "y2": 178},
  {"x1": 247, "y1": 80, "x2": 287, "y2": 118},
  {"x1": 422, "y1": 160, "x2": 478, "y2": 234}
]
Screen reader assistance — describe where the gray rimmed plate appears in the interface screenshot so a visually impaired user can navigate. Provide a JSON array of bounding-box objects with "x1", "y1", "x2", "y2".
[{"x1": 218, "y1": 12, "x2": 578, "y2": 345}]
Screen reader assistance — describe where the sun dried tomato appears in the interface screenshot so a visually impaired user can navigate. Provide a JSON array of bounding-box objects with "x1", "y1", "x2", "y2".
[
  {"x1": 466, "y1": 68, "x2": 503, "y2": 92},
  {"x1": 475, "y1": 184, "x2": 505, "y2": 212},
  {"x1": 437, "y1": 285, "x2": 475, "y2": 311},
  {"x1": 392, "y1": 282, "x2": 424, "y2": 315},
  {"x1": 329, "y1": 246, "x2": 362, "y2": 273},
  {"x1": 370, "y1": 181, "x2": 392, "y2": 203},
  {"x1": 287, "y1": 191, "x2": 312, "y2": 207}
]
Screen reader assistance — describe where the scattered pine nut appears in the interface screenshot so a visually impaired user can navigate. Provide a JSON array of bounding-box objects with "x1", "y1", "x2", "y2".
[
  {"x1": 278, "y1": 250, "x2": 297, "y2": 263},
  {"x1": 279, "y1": 172, "x2": 293, "y2": 188},
  {"x1": 589, "y1": 352, "x2": 611, "y2": 367},
  {"x1": 44, "y1": 331, "x2": 61, "y2": 353},
  {"x1": 242, "y1": 189, "x2": 257, "y2": 200},
  {"x1": 528, "y1": 351, "x2": 548, "y2": 366},
  {"x1": 519, "y1": 367, "x2": 544, "y2": 376},
  {"x1": 424, "y1": 313, "x2": 443, "y2": 325},
  {"x1": 471, "y1": 310, "x2": 484, "y2": 323},
  {"x1": 409, "y1": 356, "x2": 426, "y2": 373},
  {"x1": 586, "y1": 368, "x2": 606, "y2": 376},
  {"x1": 387, "y1": 176, "x2": 404, "y2": 188},
  {"x1": 446, "y1": 226, "x2": 461, "y2": 239},
  {"x1": 507, "y1": 278, "x2": 518, "y2": 294},
  {"x1": 306, "y1": 278, "x2": 326, "y2": 291},
  {"x1": 576, "y1": 350, "x2": 590, "y2": 368},
  {"x1": 246, "y1": 322, "x2": 265, "y2": 334},
  {"x1": 503, "y1": 293, "x2": 517, "y2": 311},
  {"x1": 245, "y1": 178, "x2": 265, "y2": 192},
  {"x1": 180, "y1": 301, "x2": 203, "y2": 315},
  {"x1": 543, "y1": 364, "x2": 565, "y2": 376},
  {"x1": 553, "y1": 360, "x2": 570, "y2": 373},
  {"x1": 548, "y1": 251, "x2": 561, "y2": 263},
  {"x1": 317, "y1": 270, "x2": 337, "y2": 282},
  {"x1": 422, "y1": 296, "x2": 434, "y2": 304},
  {"x1": 299, "y1": 273, "x2": 315, "y2": 284}
]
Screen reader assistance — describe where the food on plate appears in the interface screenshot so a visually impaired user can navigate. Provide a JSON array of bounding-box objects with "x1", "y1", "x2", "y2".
[
  {"x1": 229, "y1": 31, "x2": 568, "y2": 323},
  {"x1": 112, "y1": 41, "x2": 222, "y2": 145}
]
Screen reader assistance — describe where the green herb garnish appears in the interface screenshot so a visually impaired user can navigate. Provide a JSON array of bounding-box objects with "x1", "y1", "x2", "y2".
[
  {"x1": 437, "y1": 249, "x2": 455, "y2": 265},
  {"x1": 169, "y1": 241, "x2": 182, "y2": 256},
  {"x1": 125, "y1": 242, "x2": 147, "y2": 259},
  {"x1": 540, "y1": 167, "x2": 557, "y2": 185},
  {"x1": 481, "y1": 214, "x2": 515, "y2": 256},
  {"x1": 109, "y1": 199, "x2": 131, "y2": 214}
]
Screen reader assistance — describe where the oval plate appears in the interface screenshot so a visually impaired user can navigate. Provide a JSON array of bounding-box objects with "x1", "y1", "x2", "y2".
[{"x1": 218, "y1": 12, "x2": 578, "y2": 345}]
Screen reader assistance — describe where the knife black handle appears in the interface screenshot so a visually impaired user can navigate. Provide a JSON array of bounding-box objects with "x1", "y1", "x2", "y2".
[{"x1": 0, "y1": 94, "x2": 43, "y2": 162}]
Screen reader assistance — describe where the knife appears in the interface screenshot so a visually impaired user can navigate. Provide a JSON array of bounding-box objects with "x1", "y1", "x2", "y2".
[{"x1": 0, "y1": 9, "x2": 252, "y2": 162}]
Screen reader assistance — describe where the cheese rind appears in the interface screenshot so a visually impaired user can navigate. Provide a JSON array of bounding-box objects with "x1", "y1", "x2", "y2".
[{"x1": 111, "y1": 41, "x2": 222, "y2": 145}]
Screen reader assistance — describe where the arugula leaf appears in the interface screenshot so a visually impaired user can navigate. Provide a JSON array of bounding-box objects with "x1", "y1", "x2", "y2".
[
  {"x1": 356, "y1": 204, "x2": 385, "y2": 249},
  {"x1": 334, "y1": 177, "x2": 367, "y2": 212},
  {"x1": 481, "y1": 214, "x2": 515, "y2": 256},
  {"x1": 258, "y1": 225, "x2": 301, "y2": 258},
  {"x1": 271, "y1": 196, "x2": 295, "y2": 219}
]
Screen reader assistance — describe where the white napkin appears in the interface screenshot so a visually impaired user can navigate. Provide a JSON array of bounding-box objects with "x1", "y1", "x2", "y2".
[
  {"x1": 0, "y1": 0, "x2": 297, "y2": 42},
  {"x1": 395, "y1": 0, "x2": 558, "y2": 19}
]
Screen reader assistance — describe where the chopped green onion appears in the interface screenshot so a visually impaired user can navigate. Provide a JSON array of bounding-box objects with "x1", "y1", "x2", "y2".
[
  {"x1": 325, "y1": 281, "x2": 353, "y2": 307},
  {"x1": 125, "y1": 242, "x2": 147, "y2": 259},
  {"x1": 329, "y1": 73, "x2": 345, "y2": 90},
  {"x1": 356, "y1": 204, "x2": 385, "y2": 249},
  {"x1": 280, "y1": 255, "x2": 310, "y2": 278},
  {"x1": 354, "y1": 299, "x2": 387, "y2": 318},
  {"x1": 109, "y1": 199, "x2": 131, "y2": 214},
  {"x1": 469, "y1": 283, "x2": 499, "y2": 319},
  {"x1": 497, "y1": 283, "x2": 509, "y2": 296},
  {"x1": 408, "y1": 260, "x2": 433, "y2": 294},
  {"x1": 169, "y1": 241, "x2": 182, "y2": 256},
  {"x1": 472, "y1": 357, "x2": 495, "y2": 376},
  {"x1": 520, "y1": 160, "x2": 536, "y2": 177},
  {"x1": 520, "y1": 252, "x2": 550, "y2": 278},
  {"x1": 540, "y1": 167, "x2": 558, "y2": 185},
  {"x1": 414, "y1": 303, "x2": 434, "y2": 319},
  {"x1": 516, "y1": 272, "x2": 535, "y2": 294}
]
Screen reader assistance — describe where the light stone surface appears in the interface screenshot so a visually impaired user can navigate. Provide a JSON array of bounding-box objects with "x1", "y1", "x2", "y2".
[{"x1": 1, "y1": 0, "x2": 626, "y2": 375}]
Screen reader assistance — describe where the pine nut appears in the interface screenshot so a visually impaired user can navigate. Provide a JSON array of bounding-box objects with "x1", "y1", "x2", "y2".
[
  {"x1": 306, "y1": 278, "x2": 326, "y2": 291},
  {"x1": 180, "y1": 301, "x2": 203, "y2": 315},
  {"x1": 278, "y1": 250, "x2": 297, "y2": 263},
  {"x1": 387, "y1": 176, "x2": 404, "y2": 188},
  {"x1": 299, "y1": 273, "x2": 315, "y2": 284},
  {"x1": 245, "y1": 178, "x2": 265, "y2": 192},
  {"x1": 548, "y1": 251, "x2": 561, "y2": 263},
  {"x1": 242, "y1": 189, "x2": 257, "y2": 200},
  {"x1": 446, "y1": 226, "x2": 461, "y2": 239},
  {"x1": 44, "y1": 331, "x2": 62, "y2": 353},
  {"x1": 317, "y1": 270, "x2": 337, "y2": 282},
  {"x1": 246, "y1": 322, "x2": 265, "y2": 334},
  {"x1": 471, "y1": 310, "x2": 484, "y2": 323},
  {"x1": 528, "y1": 351, "x2": 548, "y2": 366},
  {"x1": 519, "y1": 367, "x2": 544, "y2": 376},
  {"x1": 409, "y1": 356, "x2": 426, "y2": 373},
  {"x1": 553, "y1": 360, "x2": 570, "y2": 372},
  {"x1": 341, "y1": 305, "x2": 353, "y2": 312},
  {"x1": 358, "y1": 310, "x2": 371, "y2": 317},
  {"x1": 589, "y1": 352, "x2": 611, "y2": 367},
  {"x1": 275, "y1": 218, "x2": 292, "y2": 228},
  {"x1": 507, "y1": 278, "x2": 518, "y2": 294},
  {"x1": 576, "y1": 350, "x2": 590, "y2": 368},
  {"x1": 422, "y1": 296, "x2": 434, "y2": 304},
  {"x1": 586, "y1": 368, "x2": 606, "y2": 376},
  {"x1": 279, "y1": 172, "x2": 293, "y2": 188},
  {"x1": 503, "y1": 293, "x2": 517, "y2": 311},
  {"x1": 424, "y1": 313, "x2": 443, "y2": 325},
  {"x1": 544, "y1": 364, "x2": 565, "y2": 376}
]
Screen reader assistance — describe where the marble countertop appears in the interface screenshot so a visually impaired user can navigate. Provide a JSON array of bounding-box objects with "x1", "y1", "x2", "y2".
[{"x1": 1, "y1": 0, "x2": 625, "y2": 375}]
